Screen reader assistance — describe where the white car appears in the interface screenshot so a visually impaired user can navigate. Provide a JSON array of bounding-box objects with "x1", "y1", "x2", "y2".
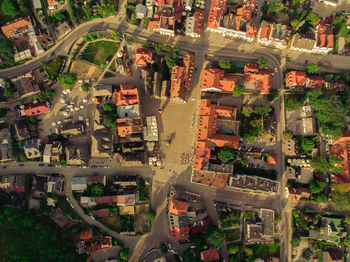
[
  {"x1": 57, "y1": 120, "x2": 62, "y2": 125},
  {"x1": 79, "y1": 105, "x2": 85, "y2": 109},
  {"x1": 85, "y1": 118, "x2": 90, "y2": 127},
  {"x1": 51, "y1": 122, "x2": 56, "y2": 126}
]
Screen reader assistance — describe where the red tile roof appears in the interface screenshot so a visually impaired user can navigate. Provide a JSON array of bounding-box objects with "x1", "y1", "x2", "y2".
[
  {"x1": 194, "y1": 9, "x2": 205, "y2": 36},
  {"x1": 207, "y1": 0, "x2": 226, "y2": 30},
  {"x1": 79, "y1": 229, "x2": 93, "y2": 240},
  {"x1": 24, "y1": 101, "x2": 50, "y2": 116},
  {"x1": 135, "y1": 48, "x2": 154, "y2": 67},
  {"x1": 170, "y1": 225, "x2": 190, "y2": 240},
  {"x1": 114, "y1": 84, "x2": 139, "y2": 107},
  {"x1": 244, "y1": 63, "x2": 274, "y2": 94},
  {"x1": 286, "y1": 71, "x2": 306, "y2": 87},
  {"x1": 87, "y1": 176, "x2": 105, "y2": 186},
  {"x1": 169, "y1": 199, "x2": 188, "y2": 216},
  {"x1": 315, "y1": 19, "x2": 334, "y2": 49},
  {"x1": 1, "y1": 17, "x2": 31, "y2": 38},
  {"x1": 195, "y1": 99, "x2": 239, "y2": 170},
  {"x1": 170, "y1": 54, "x2": 194, "y2": 102},
  {"x1": 267, "y1": 152, "x2": 277, "y2": 165},
  {"x1": 330, "y1": 133, "x2": 350, "y2": 185},
  {"x1": 95, "y1": 196, "x2": 117, "y2": 205},
  {"x1": 201, "y1": 68, "x2": 237, "y2": 93},
  {"x1": 47, "y1": 0, "x2": 58, "y2": 6},
  {"x1": 306, "y1": 76, "x2": 325, "y2": 88},
  {"x1": 201, "y1": 249, "x2": 220, "y2": 261}
]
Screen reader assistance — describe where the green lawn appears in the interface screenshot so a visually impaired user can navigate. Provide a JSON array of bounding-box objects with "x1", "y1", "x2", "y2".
[
  {"x1": 224, "y1": 229, "x2": 240, "y2": 241},
  {"x1": 44, "y1": 56, "x2": 65, "y2": 81},
  {"x1": 251, "y1": 243, "x2": 280, "y2": 259},
  {"x1": 79, "y1": 41, "x2": 119, "y2": 67}
]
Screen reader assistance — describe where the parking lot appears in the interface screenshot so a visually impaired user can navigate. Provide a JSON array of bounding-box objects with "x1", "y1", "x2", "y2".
[{"x1": 38, "y1": 83, "x2": 95, "y2": 144}]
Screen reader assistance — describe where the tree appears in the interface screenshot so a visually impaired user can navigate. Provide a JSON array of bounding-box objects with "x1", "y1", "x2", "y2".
[
  {"x1": 306, "y1": 63, "x2": 320, "y2": 74},
  {"x1": 232, "y1": 85, "x2": 244, "y2": 97},
  {"x1": 96, "y1": 33, "x2": 102, "y2": 39},
  {"x1": 58, "y1": 73, "x2": 77, "y2": 89},
  {"x1": 103, "y1": 114, "x2": 117, "y2": 128},
  {"x1": 88, "y1": 33, "x2": 95, "y2": 41},
  {"x1": 208, "y1": 227, "x2": 224, "y2": 247},
  {"x1": 241, "y1": 106, "x2": 254, "y2": 118},
  {"x1": 291, "y1": 234, "x2": 301, "y2": 247},
  {"x1": 81, "y1": 3, "x2": 92, "y2": 20},
  {"x1": 267, "y1": 89, "x2": 280, "y2": 101},
  {"x1": 82, "y1": 35, "x2": 90, "y2": 42},
  {"x1": 103, "y1": 103, "x2": 117, "y2": 112},
  {"x1": 291, "y1": 19, "x2": 299, "y2": 29},
  {"x1": 0, "y1": 108, "x2": 7, "y2": 117},
  {"x1": 165, "y1": 54, "x2": 177, "y2": 71},
  {"x1": 146, "y1": 209, "x2": 156, "y2": 221},
  {"x1": 0, "y1": 39, "x2": 15, "y2": 67},
  {"x1": 283, "y1": 132, "x2": 293, "y2": 139},
  {"x1": 90, "y1": 183, "x2": 105, "y2": 197},
  {"x1": 26, "y1": 116, "x2": 38, "y2": 128},
  {"x1": 337, "y1": 90, "x2": 350, "y2": 103},
  {"x1": 344, "y1": 216, "x2": 350, "y2": 224},
  {"x1": 110, "y1": 31, "x2": 120, "y2": 41},
  {"x1": 309, "y1": 178, "x2": 327, "y2": 194},
  {"x1": 244, "y1": 246, "x2": 253, "y2": 256},
  {"x1": 160, "y1": 242, "x2": 168, "y2": 254},
  {"x1": 332, "y1": 13, "x2": 346, "y2": 27},
  {"x1": 298, "y1": 136, "x2": 315, "y2": 153},
  {"x1": 81, "y1": 83, "x2": 90, "y2": 92},
  {"x1": 307, "y1": 12, "x2": 320, "y2": 25},
  {"x1": 285, "y1": 94, "x2": 305, "y2": 111},
  {"x1": 257, "y1": 57, "x2": 268, "y2": 69},
  {"x1": 96, "y1": 0, "x2": 116, "y2": 17},
  {"x1": 1, "y1": 0, "x2": 19, "y2": 17},
  {"x1": 268, "y1": 0, "x2": 284, "y2": 12},
  {"x1": 302, "y1": 248, "x2": 313, "y2": 260},
  {"x1": 254, "y1": 105, "x2": 272, "y2": 117},
  {"x1": 228, "y1": 243, "x2": 239, "y2": 255},
  {"x1": 344, "y1": 234, "x2": 350, "y2": 247},
  {"x1": 311, "y1": 156, "x2": 330, "y2": 173},
  {"x1": 217, "y1": 148, "x2": 237, "y2": 163},
  {"x1": 4, "y1": 85, "x2": 14, "y2": 97},
  {"x1": 125, "y1": 37, "x2": 133, "y2": 45},
  {"x1": 218, "y1": 59, "x2": 231, "y2": 70},
  {"x1": 118, "y1": 248, "x2": 129, "y2": 261}
]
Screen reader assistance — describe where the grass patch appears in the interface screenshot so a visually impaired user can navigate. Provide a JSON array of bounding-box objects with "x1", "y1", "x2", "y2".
[
  {"x1": 251, "y1": 242, "x2": 280, "y2": 259},
  {"x1": 79, "y1": 41, "x2": 119, "y2": 67},
  {"x1": 224, "y1": 229, "x2": 240, "y2": 241},
  {"x1": 43, "y1": 56, "x2": 65, "y2": 81},
  {"x1": 134, "y1": 204, "x2": 151, "y2": 234},
  {"x1": 139, "y1": 177, "x2": 149, "y2": 201},
  {"x1": 110, "y1": 60, "x2": 116, "y2": 71}
]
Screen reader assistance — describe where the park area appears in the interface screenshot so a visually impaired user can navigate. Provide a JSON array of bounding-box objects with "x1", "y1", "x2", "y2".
[
  {"x1": 79, "y1": 41, "x2": 119, "y2": 67},
  {"x1": 43, "y1": 56, "x2": 65, "y2": 81}
]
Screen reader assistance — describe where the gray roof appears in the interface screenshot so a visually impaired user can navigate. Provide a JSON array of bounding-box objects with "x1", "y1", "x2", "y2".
[
  {"x1": 168, "y1": 214, "x2": 188, "y2": 227},
  {"x1": 71, "y1": 176, "x2": 88, "y2": 185}
]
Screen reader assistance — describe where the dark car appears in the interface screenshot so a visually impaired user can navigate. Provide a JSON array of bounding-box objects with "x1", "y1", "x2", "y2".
[
  {"x1": 38, "y1": 164, "x2": 45, "y2": 167},
  {"x1": 18, "y1": 164, "x2": 24, "y2": 167}
]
